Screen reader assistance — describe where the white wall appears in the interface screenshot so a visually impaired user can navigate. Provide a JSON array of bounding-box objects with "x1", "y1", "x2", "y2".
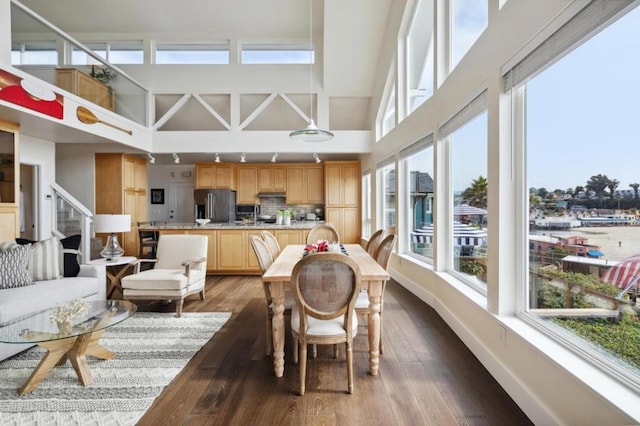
[{"x1": 20, "y1": 135, "x2": 55, "y2": 239}]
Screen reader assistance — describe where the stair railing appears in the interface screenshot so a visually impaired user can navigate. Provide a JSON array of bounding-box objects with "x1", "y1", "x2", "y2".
[{"x1": 51, "y1": 183, "x2": 93, "y2": 263}]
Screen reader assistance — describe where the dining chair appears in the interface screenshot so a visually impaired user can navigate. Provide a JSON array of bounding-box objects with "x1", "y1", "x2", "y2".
[
  {"x1": 249, "y1": 235, "x2": 294, "y2": 356},
  {"x1": 306, "y1": 224, "x2": 340, "y2": 244},
  {"x1": 355, "y1": 233, "x2": 396, "y2": 354},
  {"x1": 137, "y1": 221, "x2": 158, "y2": 258},
  {"x1": 121, "y1": 234, "x2": 208, "y2": 317},
  {"x1": 260, "y1": 230, "x2": 281, "y2": 259},
  {"x1": 365, "y1": 228, "x2": 385, "y2": 256},
  {"x1": 290, "y1": 252, "x2": 361, "y2": 395}
]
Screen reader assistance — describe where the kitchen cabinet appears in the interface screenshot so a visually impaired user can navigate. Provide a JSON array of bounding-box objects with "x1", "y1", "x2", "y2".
[
  {"x1": 217, "y1": 230, "x2": 260, "y2": 273},
  {"x1": 95, "y1": 153, "x2": 148, "y2": 256},
  {"x1": 324, "y1": 161, "x2": 361, "y2": 244},
  {"x1": 286, "y1": 164, "x2": 324, "y2": 205},
  {"x1": 258, "y1": 165, "x2": 286, "y2": 192},
  {"x1": 271, "y1": 229, "x2": 304, "y2": 248},
  {"x1": 237, "y1": 166, "x2": 259, "y2": 205},
  {"x1": 56, "y1": 68, "x2": 115, "y2": 111},
  {"x1": 195, "y1": 163, "x2": 237, "y2": 190}
]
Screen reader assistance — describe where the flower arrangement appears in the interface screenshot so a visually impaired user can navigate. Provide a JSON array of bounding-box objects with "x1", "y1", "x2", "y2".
[
  {"x1": 49, "y1": 299, "x2": 89, "y2": 325},
  {"x1": 305, "y1": 239, "x2": 329, "y2": 255},
  {"x1": 89, "y1": 65, "x2": 118, "y2": 85}
]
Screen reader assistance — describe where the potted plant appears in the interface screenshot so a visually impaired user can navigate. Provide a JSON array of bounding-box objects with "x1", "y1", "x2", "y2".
[
  {"x1": 283, "y1": 208, "x2": 295, "y2": 226},
  {"x1": 276, "y1": 210, "x2": 285, "y2": 225}
]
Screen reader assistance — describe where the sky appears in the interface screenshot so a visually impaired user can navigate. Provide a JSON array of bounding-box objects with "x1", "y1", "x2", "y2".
[{"x1": 527, "y1": 5, "x2": 640, "y2": 192}]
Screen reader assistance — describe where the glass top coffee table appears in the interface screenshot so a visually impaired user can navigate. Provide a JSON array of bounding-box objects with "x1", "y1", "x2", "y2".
[{"x1": 0, "y1": 300, "x2": 136, "y2": 395}]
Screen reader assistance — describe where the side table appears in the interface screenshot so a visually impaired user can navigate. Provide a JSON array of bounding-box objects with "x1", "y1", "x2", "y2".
[{"x1": 88, "y1": 256, "x2": 137, "y2": 299}]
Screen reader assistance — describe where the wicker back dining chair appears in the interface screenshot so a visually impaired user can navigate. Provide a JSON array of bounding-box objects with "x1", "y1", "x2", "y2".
[
  {"x1": 261, "y1": 230, "x2": 281, "y2": 259},
  {"x1": 306, "y1": 224, "x2": 340, "y2": 244},
  {"x1": 249, "y1": 234, "x2": 294, "y2": 356},
  {"x1": 355, "y1": 233, "x2": 396, "y2": 354},
  {"x1": 290, "y1": 252, "x2": 361, "y2": 395}
]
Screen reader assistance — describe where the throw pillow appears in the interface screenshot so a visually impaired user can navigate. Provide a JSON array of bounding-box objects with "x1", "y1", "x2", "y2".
[
  {"x1": 0, "y1": 245, "x2": 32, "y2": 289},
  {"x1": 16, "y1": 236, "x2": 61, "y2": 281},
  {"x1": 17, "y1": 235, "x2": 82, "y2": 278}
]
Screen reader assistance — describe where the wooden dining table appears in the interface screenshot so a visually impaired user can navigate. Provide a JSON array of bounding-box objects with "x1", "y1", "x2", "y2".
[{"x1": 262, "y1": 244, "x2": 390, "y2": 378}]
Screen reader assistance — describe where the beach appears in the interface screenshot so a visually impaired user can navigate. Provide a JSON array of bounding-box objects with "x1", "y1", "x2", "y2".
[{"x1": 533, "y1": 226, "x2": 640, "y2": 262}]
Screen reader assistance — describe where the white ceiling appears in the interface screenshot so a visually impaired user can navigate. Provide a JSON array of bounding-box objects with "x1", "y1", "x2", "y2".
[{"x1": 9, "y1": 0, "x2": 393, "y2": 163}]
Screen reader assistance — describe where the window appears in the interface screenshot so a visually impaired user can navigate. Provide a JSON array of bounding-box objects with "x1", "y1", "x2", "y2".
[
  {"x1": 401, "y1": 136, "x2": 434, "y2": 262},
  {"x1": 241, "y1": 43, "x2": 313, "y2": 64},
  {"x1": 71, "y1": 41, "x2": 143, "y2": 65},
  {"x1": 377, "y1": 158, "x2": 396, "y2": 234},
  {"x1": 450, "y1": 0, "x2": 487, "y2": 70},
  {"x1": 11, "y1": 41, "x2": 57, "y2": 65},
  {"x1": 362, "y1": 172, "x2": 372, "y2": 238},
  {"x1": 381, "y1": 84, "x2": 396, "y2": 137},
  {"x1": 407, "y1": 0, "x2": 435, "y2": 112},
  {"x1": 519, "y1": 2, "x2": 640, "y2": 382},
  {"x1": 441, "y1": 92, "x2": 488, "y2": 290},
  {"x1": 155, "y1": 43, "x2": 229, "y2": 64}
]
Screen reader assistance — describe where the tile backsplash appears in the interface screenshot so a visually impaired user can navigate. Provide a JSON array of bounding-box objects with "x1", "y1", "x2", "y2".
[{"x1": 259, "y1": 197, "x2": 323, "y2": 219}]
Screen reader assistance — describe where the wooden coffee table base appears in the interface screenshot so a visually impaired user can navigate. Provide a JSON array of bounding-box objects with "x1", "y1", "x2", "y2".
[{"x1": 18, "y1": 329, "x2": 115, "y2": 396}]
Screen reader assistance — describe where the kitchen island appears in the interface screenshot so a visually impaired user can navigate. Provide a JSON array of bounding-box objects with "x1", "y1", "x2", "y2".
[{"x1": 138, "y1": 221, "x2": 325, "y2": 275}]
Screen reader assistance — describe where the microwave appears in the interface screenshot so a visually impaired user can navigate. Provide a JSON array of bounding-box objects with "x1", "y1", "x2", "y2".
[{"x1": 236, "y1": 204, "x2": 259, "y2": 216}]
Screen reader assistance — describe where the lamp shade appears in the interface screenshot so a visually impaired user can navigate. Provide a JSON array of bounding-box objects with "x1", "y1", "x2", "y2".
[{"x1": 94, "y1": 214, "x2": 131, "y2": 233}]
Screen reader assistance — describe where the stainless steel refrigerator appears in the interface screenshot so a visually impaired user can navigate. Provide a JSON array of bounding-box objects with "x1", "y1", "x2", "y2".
[{"x1": 194, "y1": 189, "x2": 237, "y2": 223}]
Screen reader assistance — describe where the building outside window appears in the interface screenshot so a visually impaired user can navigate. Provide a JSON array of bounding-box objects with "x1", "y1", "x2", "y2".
[{"x1": 377, "y1": 159, "x2": 396, "y2": 234}]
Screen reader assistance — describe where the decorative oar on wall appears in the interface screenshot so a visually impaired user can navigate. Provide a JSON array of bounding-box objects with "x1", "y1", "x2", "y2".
[{"x1": 76, "y1": 106, "x2": 132, "y2": 135}]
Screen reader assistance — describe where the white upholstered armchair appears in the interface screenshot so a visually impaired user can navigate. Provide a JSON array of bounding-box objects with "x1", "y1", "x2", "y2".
[{"x1": 121, "y1": 234, "x2": 208, "y2": 317}]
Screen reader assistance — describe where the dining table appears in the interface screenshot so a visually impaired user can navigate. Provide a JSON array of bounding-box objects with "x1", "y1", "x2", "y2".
[{"x1": 262, "y1": 243, "x2": 390, "y2": 377}]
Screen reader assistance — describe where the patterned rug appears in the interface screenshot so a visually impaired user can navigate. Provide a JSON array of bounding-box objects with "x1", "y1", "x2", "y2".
[{"x1": 0, "y1": 311, "x2": 231, "y2": 425}]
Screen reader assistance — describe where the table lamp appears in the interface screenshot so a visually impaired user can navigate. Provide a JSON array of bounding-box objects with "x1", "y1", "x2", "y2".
[{"x1": 94, "y1": 214, "x2": 131, "y2": 260}]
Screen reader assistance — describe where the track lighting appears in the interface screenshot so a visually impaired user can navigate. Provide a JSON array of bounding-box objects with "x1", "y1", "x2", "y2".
[
  {"x1": 240, "y1": 153, "x2": 246, "y2": 163},
  {"x1": 147, "y1": 153, "x2": 155, "y2": 164},
  {"x1": 271, "y1": 153, "x2": 278, "y2": 163},
  {"x1": 172, "y1": 153, "x2": 180, "y2": 164},
  {"x1": 313, "y1": 153, "x2": 321, "y2": 163},
  {"x1": 214, "y1": 153, "x2": 221, "y2": 163}
]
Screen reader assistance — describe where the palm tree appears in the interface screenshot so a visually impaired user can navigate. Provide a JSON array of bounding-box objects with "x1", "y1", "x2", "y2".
[{"x1": 462, "y1": 176, "x2": 488, "y2": 208}]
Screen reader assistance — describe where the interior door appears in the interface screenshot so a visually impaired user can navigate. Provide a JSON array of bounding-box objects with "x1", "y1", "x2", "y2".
[{"x1": 168, "y1": 182, "x2": 195, "y2": 223}]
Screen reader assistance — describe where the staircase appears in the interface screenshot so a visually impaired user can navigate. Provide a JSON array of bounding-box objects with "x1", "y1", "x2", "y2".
[{"x1": 51, "y1": 183, "x2": 94, "y2": 263}]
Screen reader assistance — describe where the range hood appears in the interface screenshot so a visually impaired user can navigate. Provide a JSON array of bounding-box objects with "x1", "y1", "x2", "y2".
[{"x1": 256, "y1": 192, "x2": 286, "y2": 198}]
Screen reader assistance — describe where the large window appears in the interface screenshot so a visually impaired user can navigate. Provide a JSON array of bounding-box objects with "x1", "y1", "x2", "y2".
[
  {"x1": 155, "y1": 43, "x2": 229, "y2": 64},
  {"x1": 407, "y1": 0, "x2": 435, "y2": 112},
  {"x1": 522, "y1": 3, "x2": 640, "y2": 381},
  {"x1": 241, "y1": 43, "x2": 313, "y2": 64},
  {"x1": 377, "y1": 159, "x2": 396, "y2": 234},
  {"x1": 362, "y1": 172, "x2": 372, "y2": 238},
  {"x1": 442, "y1": 93, "x2": 488, "y2": 290},
  {"x1": 401, "y1": 136, "x2": 434, "y2": 262},
  {"x1": 381, "y1": 84, "x2": 396, "y2": 138},
  {"x1": 450, "y1": 0, "x2": 487, "y2": 70},
  {"x1": 11, "y1": 41, "x2": 57, "y2": 65}
]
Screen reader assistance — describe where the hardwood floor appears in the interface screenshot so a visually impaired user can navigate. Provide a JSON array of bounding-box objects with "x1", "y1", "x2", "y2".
[{"x1": 136, "y1": 276, "x2": 532, "y2": 425}]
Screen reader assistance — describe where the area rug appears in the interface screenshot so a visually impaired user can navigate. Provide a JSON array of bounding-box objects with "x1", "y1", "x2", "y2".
[{"x1": 0, "y1": 311, "x2": 231, "y2": 425}]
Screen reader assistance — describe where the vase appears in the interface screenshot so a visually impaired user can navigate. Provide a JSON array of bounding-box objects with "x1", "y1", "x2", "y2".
[
  {"x1": 57, "y1": 320, "x2": 73, "y2": 335},
  {"x1": 276, "y1": 215, "x2": 283, "y2": 225}
]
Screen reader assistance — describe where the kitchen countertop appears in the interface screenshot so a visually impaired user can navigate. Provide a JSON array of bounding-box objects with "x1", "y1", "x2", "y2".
[{"x1": 139, "y1": 221, "x2": 326, "y2": 231}]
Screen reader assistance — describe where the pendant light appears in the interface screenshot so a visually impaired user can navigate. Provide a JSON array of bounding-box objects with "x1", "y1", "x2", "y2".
[{"x1": 289, "y1": 0, "x2": 333, "y2": 142}]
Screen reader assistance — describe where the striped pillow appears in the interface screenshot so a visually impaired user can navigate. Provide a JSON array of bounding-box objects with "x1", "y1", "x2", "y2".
[
  {"x1": 27, "y1": 237, "x2": 61, "y2": 281},
  {"x1": 0, "y1": 245, "x2": 32, "y2": 289}
]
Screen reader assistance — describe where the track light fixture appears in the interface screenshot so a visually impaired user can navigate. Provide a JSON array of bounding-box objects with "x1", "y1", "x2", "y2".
[
  {"x1": 313, "y1": 153, "x2": 321, "y2": 163},
  {"x1": 172, "y1": 153, "x2": 180, "y2": 164},
  {"x1": 214, "y1": 153, "x2": 221, "y2": 163},
  {"x1": 147, "y1": 153, "x2": 155, "y2": 164},
  {"x1": 271, "y1": 153, "x2": 278, "y2": 163},
  {"x1": 240, "y1": 153, "x2": 246, "y2": 163}
]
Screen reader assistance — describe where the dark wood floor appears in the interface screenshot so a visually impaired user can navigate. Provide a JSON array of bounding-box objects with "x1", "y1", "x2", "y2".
[{"x1": 136, "y1": 276, "x2": 532, "y2": 425}]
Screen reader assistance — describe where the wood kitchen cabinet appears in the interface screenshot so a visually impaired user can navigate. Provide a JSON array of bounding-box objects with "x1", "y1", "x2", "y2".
[
  {"x1": 95, "y1": 153, "x2": 148, "y2": 256},
  {"x1": 0, "y1": 119, "x2": 19, "y2": 242},
  {"x1": 56, "y1": 68, "x2": 115, "y2": 111},
  {"x1": 237, "y1": 166, "x2": 259, "y2": 205},
  {"x1": 324, "y1": 161, "x2": 361, "y2": 244},
  {"x1": 195, "y1": 163, "x2": 237, "y2": 190},
  {"x1": 258, "y1": 165, "x2": 286, "y2": 192},
  {"x1": 286, "y1": 164, "x2": 324, "y2": 205},
  {"x1": 217, "y1": 230, "x2": 260, "y2": 273}
]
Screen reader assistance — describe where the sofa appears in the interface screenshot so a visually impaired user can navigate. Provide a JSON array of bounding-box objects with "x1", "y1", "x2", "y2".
[{"x1": 0, "y1": 236, "x2": 106, "y2": 361}]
